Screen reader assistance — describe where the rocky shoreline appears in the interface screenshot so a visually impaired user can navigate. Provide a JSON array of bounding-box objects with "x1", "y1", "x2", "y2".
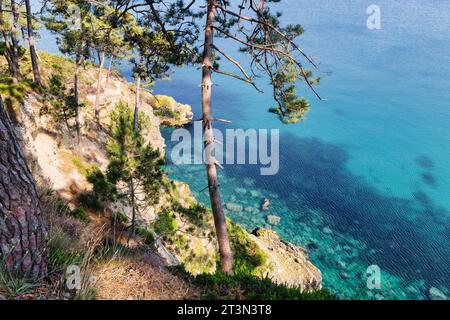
[{"x1": 8, "y1": 51, "x2": 323, "y2": 291}]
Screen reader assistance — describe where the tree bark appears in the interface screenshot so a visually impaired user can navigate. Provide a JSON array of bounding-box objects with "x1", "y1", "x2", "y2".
[
  {"x1": 201, "y1": 0, "x2": 233, "y2": 274},
  {"x1": 9, "y1": 0, "x2": 21, "y2": 84},
  {"x1": 25, "y1": 0, "x2": 41, "y2": 86},
  {"x1": 0, "y1": 96, "x2": 48, "y2": 280},
  {"x1": 129, "y1": 71, "x2": 141, "y2": 240},
  {"x1": 94, "y1": 51, "x2": 106, "y2": 123},
  {"x1": 129, "y1": 179, "x2": 136, "y2": 240},
  {"x1": 133, "y1": 75, "x2": 141, "y2": 132},
  {"x1": 74, "y1": 58, "x2": 82, "y2": 144},
  {"x1": 106, "y1": 55, "x2": 113, "y2": 84}
]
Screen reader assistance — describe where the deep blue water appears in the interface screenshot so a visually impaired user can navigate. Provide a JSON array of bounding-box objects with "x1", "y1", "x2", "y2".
[{"x1": 34, "y1": 0, "x2": 450, "y2": 299}]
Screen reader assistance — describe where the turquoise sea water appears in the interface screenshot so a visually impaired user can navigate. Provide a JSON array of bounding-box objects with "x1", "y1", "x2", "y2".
[{"x1": 35, "y1": 0, "x2": 450, "y2": 299}]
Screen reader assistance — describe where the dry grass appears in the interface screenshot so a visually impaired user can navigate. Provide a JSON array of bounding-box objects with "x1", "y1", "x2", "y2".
[
  {"x1": 39, "y1": 185, "x2": 201, "y2": 300},
  {"x1": 91, "y1": 253, "x2": 201, "y2": 300}
]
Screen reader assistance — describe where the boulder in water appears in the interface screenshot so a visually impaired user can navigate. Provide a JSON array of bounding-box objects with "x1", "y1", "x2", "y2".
[
  {"x1": 429, "y1": 287, "x2": 447, "y2": 300},
  {"x1": 261, "y1": 198, "x2": 271, "y2": 211}
]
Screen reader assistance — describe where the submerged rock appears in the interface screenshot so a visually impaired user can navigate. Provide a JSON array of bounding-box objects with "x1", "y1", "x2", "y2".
[
  {"x1": 375, "y1": 294, "x2": 385, "y2": 300},
  {"x1": 322, "y1": 227, "x2": 333, "y2": 235},
  {"x1": 337, "y1": 260, "x2": 347, "y2": 270},
  {"x1": 261, "y1": 198, "x2": 271, "y2": 211},
  {"x1": 244, "y1": 206, "x2": 259, "y2": 214},
  {"x1": 250, "y1": 190, "x2": 260, "y2": 198},
  {"x1": 429, "y1": 287, "x2": 447, "y2": 300},
  {"x1": 340, "y1": 272, "x2": 350, "y2": 280},
  {"x1": 267, "y1": 215, "x2": 281, "y2": 226},
  {"x1": 225, "y1": 202, "x2": 243, "y2": 212}
]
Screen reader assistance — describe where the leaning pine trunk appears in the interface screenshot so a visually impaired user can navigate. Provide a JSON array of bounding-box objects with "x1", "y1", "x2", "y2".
[
  {"x1": 201, "y1": 0, "x2": 233, "y2": 274},
  {"x1": 0, "y1": 96, "x2": 48, "y2": 280},
  {"x1": 133, "y1": 75, "x2": 141, "y2": 132},
  {"x1": 94, "y1": 51, "x2": 106, "y2": 123},
  {"x1": 25, "y1": 0, "x2": 41, "y2": 86},
  {"x1": 74, "y1": 58, "x2": 82, "y2": 143},
  {"x1": 106, "y1": 55, "x2": 113, "y2": 84},
  {"x1": 128, "y1": 73, "x2": 141, "y2": 239},
  {"x1": 9, "y1": 0, "x2": 21, "y2": 83},
  {"x1": 129, "y1": 178, "x2": 137, "y2": 240}
]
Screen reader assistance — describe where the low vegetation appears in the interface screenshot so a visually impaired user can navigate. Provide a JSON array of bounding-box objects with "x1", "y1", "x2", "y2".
[{"x1": 173, "y1": 266, "x2": 336, "y2": 300}]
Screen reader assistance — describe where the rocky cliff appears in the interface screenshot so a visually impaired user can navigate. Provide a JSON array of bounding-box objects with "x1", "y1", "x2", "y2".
[{"x1": 2, "y1": 51, "x2": 322, "y2": 292}]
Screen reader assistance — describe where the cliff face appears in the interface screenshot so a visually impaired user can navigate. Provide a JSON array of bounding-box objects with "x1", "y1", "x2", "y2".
[
  {"x1": 251, "y1": 228, "x2": 322, "y2": 290},
  {"x1": 4, "y1": 52, "x2": 322, "y2": 292}
]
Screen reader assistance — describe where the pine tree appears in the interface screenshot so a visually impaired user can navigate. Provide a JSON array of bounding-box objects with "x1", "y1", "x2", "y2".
[
  {"x1": 150, "y1": 0, "x2": 321, "y2": 273},
  {"x1": 42, "y1": 0, "x2": 93, "y2": 143},
  {"x1": 41, "y1": 73, "x2": 79, "y2": 133},
  {"x1": 0, "y1": 0, "x2": 22, "y2": 83},
  {"x1": 0, "y1": 96, "x2": 48, "y2": 280},
  {"x1": 100, "y1": 102, "x2": 164, "y2": 238},
  {"x1": 24, "y1": 0, "x2": 41, "y2": 85}
]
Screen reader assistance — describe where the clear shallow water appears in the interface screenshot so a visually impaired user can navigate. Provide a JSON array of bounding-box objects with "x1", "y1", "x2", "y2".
[{"x1": 35, "y1": 0, "x2": 450, "y2": 299}]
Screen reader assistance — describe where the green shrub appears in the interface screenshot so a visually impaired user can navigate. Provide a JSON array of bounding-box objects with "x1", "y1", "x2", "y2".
[
  {"x1": 43, "y1": 190, "x2": 90, "y2": 223},
  {"x1": 228, "y1": 223, "x2": 267, "y2": 274},
  {"x1": 47, "y1": 226, "x2": 82, "y2": 272},
  {"x1": 77, "y1": 192, "x2": 103, "y2": 211},
  {"x1": 49, "y1": 247, "x2": 81, "y2": 271},
  {"x1": 175, "y1": 203, "x2": 208, "y2": 227},
  {"x1": 111, "y1": 211, "x2": 129, "y2": 225},
  {"x1": 172, "y1": 266, "x2": 336, "y2": 300},
  {"x1": 78, "y1": 167, "x2": 117, "y2": 212},
  {"x1": 86, "y1": 167, "x2": 117, "y2": 204},
  {"x1": 136, "y1": 227, "x2": 155, "y2": 246},
  {"x1": 154, "y1": 107, "x2": 181, "y2": 120},
  {"x1": 153, "y1": 211, "x2": 178, "y2": 240},
  {"x1": 0, "y1": 267, "x2": 39, "y2": 299},
  {"x1": 70, "y1": 207, "x2": 91, "y2": 224},
  {"x1": 152, "y1": 95, "x2": 182, "y2": 120}
]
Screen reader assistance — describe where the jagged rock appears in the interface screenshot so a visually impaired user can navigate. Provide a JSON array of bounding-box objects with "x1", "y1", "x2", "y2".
[
  {"x1": 429, "y1": 287, "x2": 447, "y2": 300},
  {"x1": 225, "y1": 202, "x2": 243, "y2": 212},
  {"x1": 250, "y1": 228, "x2": 322, "y2": 291},
  {"x1": 267, "y1": 215, "x2": 281, "y2": 226},
  {"x1": 0, "y1": 294, "x2": 5, "y2": 300},
  {"x1": 155, "y1": 239, "x2": 180, "y2": 267}
]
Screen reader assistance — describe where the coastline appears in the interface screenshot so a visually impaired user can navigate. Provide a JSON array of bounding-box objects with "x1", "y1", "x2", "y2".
[{"x1": 1, "y1": 50, "x2": 324, "y2": 294}]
